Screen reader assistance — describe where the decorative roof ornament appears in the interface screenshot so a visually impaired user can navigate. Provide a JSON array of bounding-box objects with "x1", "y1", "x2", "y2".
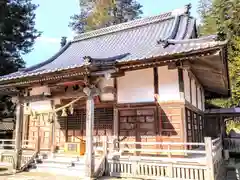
[
  {"x1": 184, "y1": 4, "x2": 192, "y2": 15},
  {"x1": 83, "y1": 56, "x2": 91, "y2": 66},
  {"x1": 172, "y1": 3, "x2": 192, "y2": 16}
]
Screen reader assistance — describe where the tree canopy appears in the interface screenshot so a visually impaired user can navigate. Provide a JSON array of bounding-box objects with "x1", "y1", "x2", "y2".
[
  {"x1": 69, "y1": 0, "x2": 143, "y2": 34},
  {"x1": 0, "y1": 0, "x2": 40, "y2": 117},
  {"x1": 198, "y1": 0, "x2": 240, "y2": 107}
]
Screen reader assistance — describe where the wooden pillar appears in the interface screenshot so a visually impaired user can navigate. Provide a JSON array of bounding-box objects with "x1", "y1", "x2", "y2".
[
  {"x1": 22, "y1": 115, "x2": 29, "y2": 145},
  {"x1": 113, "y1": 108, "x2": 119, "y2": 150},
  {"x1": 178, "y1": 68, "x2": 185, "y2": 100},
  {"x1": 50, "y1": 100, "x2": 56, "y2": 153},
  {"x1": 15, "y1": 94, "x2": 24, "y2": 170},
  {"x1": 85, "y1": 90, "x2": 95, "y2": 179},
  {"x1": 113, "y1": 77, "x2": 119, "y2": 150},
  {"x1": 205, "y1": 137, "x2": 214, "y2": 180}
]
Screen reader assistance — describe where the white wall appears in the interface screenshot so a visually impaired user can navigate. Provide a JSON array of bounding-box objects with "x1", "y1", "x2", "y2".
[
  {"x1": 30, "y1": 100, "x2": 52, "y2": 112},
  {"x1": 183, "y1": 70, "x2": 205, "y2": 111},
  {"x1": 158, "y1": 66, "x2": 180, "y2": 102},
  {"x1": 30, "y1": 86, "x2": 50, "y2": 96},
  {"x1": 183, "y1": 70, "x2": 191, "y2": 102},
  {"x1": 117, "y1": 66, "x2": 183, "y2": 103},
  {"x1": 98, "y1": 78, "x2": 114, "y2": 101},
  {"x1": 117, "y1": 68, "x2": 154, "y2": 103}
]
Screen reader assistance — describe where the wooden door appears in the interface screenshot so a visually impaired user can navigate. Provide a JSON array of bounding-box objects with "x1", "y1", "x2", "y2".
[
  {"x1": 28, "y1": 114, "x2": 51, "y2": 151},
  {"x1": 39, "y1": 128, "x2": 51, "y2": 150}
]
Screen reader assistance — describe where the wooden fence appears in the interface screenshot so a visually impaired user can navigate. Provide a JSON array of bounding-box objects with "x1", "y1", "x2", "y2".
[
  {"x1": 105, "y1": 137, "x2": 225, "y2": 180},
  {"x1": 224, "y1": 138, "x2": 240, "y2": 153},
  {"x1": 0, "y1": 139, "x2": 37, "y2": 172}
]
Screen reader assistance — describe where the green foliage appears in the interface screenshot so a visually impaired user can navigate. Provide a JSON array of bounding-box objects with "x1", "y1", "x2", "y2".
[
  {"x1": 69, "y1": 0, "x2": 142, "y2": 33},
  {"x1": 226, "y1": 120, "x2": 240, "y2": 134},
  {"x1": 198, "y1": 0, "x2": 240, "y2": 107},
  {"x1": 206, "y1": 98, "x2": 232, "y2": 108},
  {"x1": 0, "y1": 0, "x2": 40, "y2": 118},
  {"x1": 60, "y1": 37, "x2": 67, "y2": 47}
]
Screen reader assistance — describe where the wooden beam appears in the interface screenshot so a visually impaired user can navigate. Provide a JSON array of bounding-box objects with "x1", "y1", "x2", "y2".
[
  {"x1": 189, "y1": 73, "x2": 192, "y2": 104},
  {"x1": 15, "y1": 93, "x2": 24, "y2": 170},
  {"x1": 85, "y1": 87, "x2": 95, "y2": 179},
  {"x1": 168, "y1": 62, "x2": 178, "y2": 70},
  {"x1": 153, "y1": 67, "x2": 160, "y2": 134},
  {"x1": 178, "y1": 68, "x2": 184, "y2": 100},
  {"x1": 192, "y1": 65, "x2": 222, "y2": 75},
  {"x1": 23, "y1": 91, "x2": 86, "y2": 102}
]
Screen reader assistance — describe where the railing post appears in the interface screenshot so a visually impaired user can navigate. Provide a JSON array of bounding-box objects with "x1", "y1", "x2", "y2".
[
  {"x1": 167, "y1": 163, "x2": 173, "y2": 178},
  {"x1": 205, "y1": 137, "x2": 215, "y2": 180},
  {"x1": 167, "y1": 144, "x2": 171, "y2": 158},
  {"x1": 103, "y1": 136, "x2": 108, "y2": 155}
]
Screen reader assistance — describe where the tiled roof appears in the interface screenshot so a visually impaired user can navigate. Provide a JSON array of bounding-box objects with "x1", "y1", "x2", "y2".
[{"x1": 0, "y1": 5, "x2": 227, "y2": 83}]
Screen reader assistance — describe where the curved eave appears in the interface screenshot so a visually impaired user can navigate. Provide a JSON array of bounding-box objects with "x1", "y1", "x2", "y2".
[{"x1": 0, "y1": 42, "x2": 227, "y2": 88}]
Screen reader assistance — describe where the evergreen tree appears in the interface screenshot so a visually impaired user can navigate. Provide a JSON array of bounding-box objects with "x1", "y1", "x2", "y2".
[
  {"x1": 69, "y1": 0, "x2": 142, "y2": 33},
  {"x1": 198, "y1": 0, "x2": 240, "y2": 107},
  {"x1": 0, "y1": 0, "x2": 40, "y2": 117},
  {"x1": 60, "y1": 37, "x2": 67, "y2": 47}
]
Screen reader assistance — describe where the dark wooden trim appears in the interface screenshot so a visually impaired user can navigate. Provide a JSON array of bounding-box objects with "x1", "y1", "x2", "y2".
[
  {"x1": 185, "y1": 101, "x2": 204, "y2": 115},
  {"x1": 178, "y1": 68, "x2": 184, "y2": 100},
  {"x1": 196, "y1": 82, "x2": 198, "y2": 109},
  {"x1": 189, "y1": 73, "x2": 192, "y2": 104},
  {"x1": 116, "y1": 102, "x2": 156, "y2": 109},
  {"x1": 200, "y1": 87, "x2": 203, "y2": 110},
  {"x1": 153, "y1": 67, "x2": 160, "y2": 134},
  {"x1": 178, "y1": 68, "x2": 184, "y2": 93},
  {"x1": 114, "y1": 78, "x2": 117, "y2": 103},
  {"x1": 154, "y1": 67, "x2": 159, "y2": 95}
]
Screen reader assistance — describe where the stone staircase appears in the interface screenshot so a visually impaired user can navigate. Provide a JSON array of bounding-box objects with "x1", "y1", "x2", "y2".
[
  {"x1": 28, "y1": 153, "x2": 86, "y2": 177},
  {"x1": 226, "y1": 158, "x2": 240, "y2": 180}
]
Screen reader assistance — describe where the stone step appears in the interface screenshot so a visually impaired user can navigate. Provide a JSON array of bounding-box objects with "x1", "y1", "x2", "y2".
[
  {"x1": 43, "y1": 157, "x2": 84, "y2": 164},
  {"x1": 29, "y1": 166, "x2": 85, "y2": 177},
  {"x1": 35, "y1": 162, "x2": 85, "y2": 170}
]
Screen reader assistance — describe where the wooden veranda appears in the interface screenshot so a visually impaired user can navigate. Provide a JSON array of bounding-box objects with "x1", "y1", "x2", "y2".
[{"x1": 205, "y1": 108, "x2": 240, "y2": 154}]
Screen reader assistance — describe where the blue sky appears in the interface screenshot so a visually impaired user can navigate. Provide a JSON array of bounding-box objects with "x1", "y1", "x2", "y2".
[{"x1": 23, "y1": 0, "x2": 199, "y2": 67}]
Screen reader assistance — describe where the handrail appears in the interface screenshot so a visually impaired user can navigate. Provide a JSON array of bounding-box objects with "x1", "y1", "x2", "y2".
[
  {"x1": 212, "y1": 137, "x2": 220, "y2": 144},
  {"x1": 115, "y1": 141, "x2": 205, "y2": 146},
  {"x1": 0, "y1": 139, "x2": 16, "y2": 149},
  {"x1": 20, "y1": 151, "x2": 38, "y2": 171}
]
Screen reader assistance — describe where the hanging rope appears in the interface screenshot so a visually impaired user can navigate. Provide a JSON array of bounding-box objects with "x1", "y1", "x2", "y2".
[
  {"x1": 27, "y1": 95, "x2": 86, "y2": 116},
  {"x1": 54, "y1": 95, "x2": 85, "y2": 113}
]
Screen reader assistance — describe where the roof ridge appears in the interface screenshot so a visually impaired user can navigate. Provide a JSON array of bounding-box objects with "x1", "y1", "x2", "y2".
[
  {"x1": 73, "y1": 4, "x2": 191, "y2": 42},
  {"x1": 21, "y1": 42, "x2": 72, "y2": 72}
]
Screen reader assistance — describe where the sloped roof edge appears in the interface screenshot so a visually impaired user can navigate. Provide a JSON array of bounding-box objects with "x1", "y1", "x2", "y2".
[{"x1": 73, "y1": 4, "x2": 192, "y2": 42}]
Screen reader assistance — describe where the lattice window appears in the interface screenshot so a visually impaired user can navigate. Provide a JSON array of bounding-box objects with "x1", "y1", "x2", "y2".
[
  {"x1": 58, "y1": 107, "x2": 113, "y2": 143},
  {"x1": 32, "y1": 131, "x2": 37, "y2": 141},
  {"x1": 186, "y1": 109, "x2": 192, "y2": 143},
  {"x1": 119, "y1": 108, "x2": 156, "y2": 137},
  {"x1": 43, "y1": 132, "x2": 50, "y2": 143}
]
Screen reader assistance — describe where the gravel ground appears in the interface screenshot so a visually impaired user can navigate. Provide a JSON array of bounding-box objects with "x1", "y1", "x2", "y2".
[
  {"x1": 0, "y1": 172, "x2": 140, "y2": 180},
  {"x1": 0, "y1": 172, "x2": 82, "y2": 180}
]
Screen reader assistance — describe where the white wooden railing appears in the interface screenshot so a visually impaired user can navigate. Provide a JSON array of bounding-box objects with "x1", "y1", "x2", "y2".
[
  {"x1": 93, "y1": 136, "x2": 109, "y2": 178},
  {"x1": 0, "y1": 139, "x2": 38, "y2": 172},
  {"x1": 0, "y1": 139, "x2": 15, "y2": 149},
  {"x1": 105, "y1": 137, "x2": 225, "y2": 180},
  {"x1": 224, "y1": 138, "x2": 240, "y2": 153}
]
